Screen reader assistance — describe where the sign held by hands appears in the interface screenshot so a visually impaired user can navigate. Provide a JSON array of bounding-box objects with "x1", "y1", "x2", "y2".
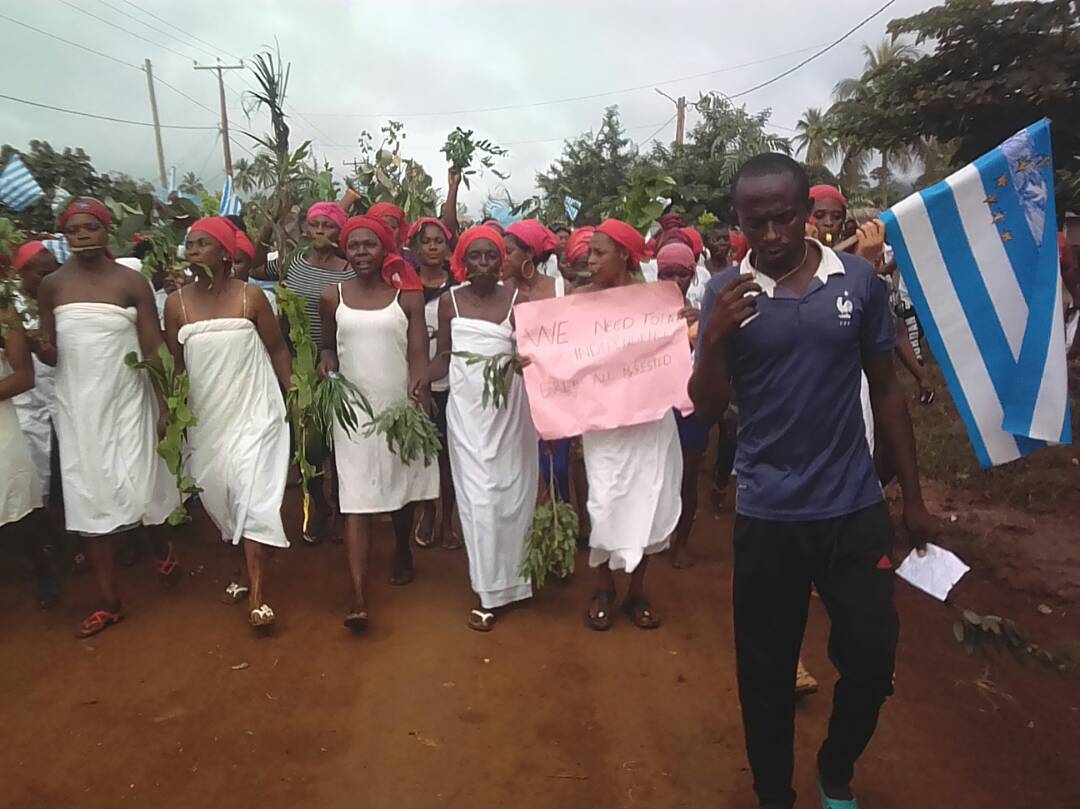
[{"x1": 514, "y1": 282, "x2": 694, "y2": 439}]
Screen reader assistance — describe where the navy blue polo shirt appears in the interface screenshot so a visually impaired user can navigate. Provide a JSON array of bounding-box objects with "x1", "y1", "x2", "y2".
[{"x1": 697, "y1": 242, "x2": 894, "y2": 521}]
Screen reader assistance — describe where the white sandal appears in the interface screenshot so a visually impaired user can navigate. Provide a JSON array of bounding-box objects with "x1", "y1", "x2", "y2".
[
  {"x1": 249, "y1": 604, "x2": 275, "y2": 627},
  {"x1": 222, "y1": 582, "x2": 249, "y2": 605},
  {"x1": 467, "y1": 609, "x2": 495, "y2": 632}
]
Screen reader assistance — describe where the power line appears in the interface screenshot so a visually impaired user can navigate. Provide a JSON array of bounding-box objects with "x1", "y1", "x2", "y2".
[
  {"x1": 727, "y1": 0, "x2": 900, "y2": 99},
  {"x1": 0, "y1": 92, "x2": 218, "y2": 130},
  {"x1": 78, "y1": 1, "x2": 333, "y2": 155},
  {"x1": 115, "y1": 0, "x2": 243, "y2": 61},
  {"x1": 92, "y1": 0, "x2": 220, "y2": 61},
  {"x1": 1, "y1": 11, "x2": 217, "y2": 118},
  {"x1": 290, "y1": 45, "x2": 828, "y2": 120},
  {"x1": 637, "y1": 115, "x2": 679, "y2": 147},
  {"x1": 55, "y1": 0, "x2": 197, "y2": 62},
  {"x1": 0, "y1": 12, "x2": 142, "y2": 70}
]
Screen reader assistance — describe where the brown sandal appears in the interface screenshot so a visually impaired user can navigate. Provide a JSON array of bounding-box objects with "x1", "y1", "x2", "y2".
[
  {"x1": 622, "y1": 596, "x2": 662, "y2": 629},
  {"x1": 585, "y1": 590, "x2": 616, "y2": 631},
  {"x1": 344, "y1": 608, "x2": 368, "y2": 633}
]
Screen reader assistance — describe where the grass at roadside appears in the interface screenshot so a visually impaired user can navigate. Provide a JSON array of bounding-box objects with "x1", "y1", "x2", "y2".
[{"x1": 905, "y1": 360, "x2": 1080, "y2": 512}]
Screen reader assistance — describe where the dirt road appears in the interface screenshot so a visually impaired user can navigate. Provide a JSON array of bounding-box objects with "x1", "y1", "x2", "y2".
[{"x1": 2, "y1": 489, "x2": 1078, "y2": 809}]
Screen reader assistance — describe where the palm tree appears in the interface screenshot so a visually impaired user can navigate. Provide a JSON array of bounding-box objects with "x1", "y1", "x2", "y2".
[
  {"x1": 831, "y1": 38, "x2": 921, "y2": 207},
  {"x1": 793, "y1": 107, "x2": 836, "y2": 166},
  {"x1": 179, "y1": 171, "x2": 205, "y2": 196}
]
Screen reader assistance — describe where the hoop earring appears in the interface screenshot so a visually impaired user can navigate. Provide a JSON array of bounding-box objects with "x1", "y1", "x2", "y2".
[{"x1": 522, "y1": 259, "x2": 536, "y2": 280}]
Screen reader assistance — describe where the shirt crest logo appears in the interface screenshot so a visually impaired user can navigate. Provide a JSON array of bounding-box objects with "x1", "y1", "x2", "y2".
[{"x1": 836, "y1": 291, "x2": 853, "y2": 324}]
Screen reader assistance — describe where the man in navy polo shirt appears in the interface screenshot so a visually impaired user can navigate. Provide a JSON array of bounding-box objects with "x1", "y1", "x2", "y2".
[{"x1": 690, "y1": 153, "x2": 936, "y2": 809}]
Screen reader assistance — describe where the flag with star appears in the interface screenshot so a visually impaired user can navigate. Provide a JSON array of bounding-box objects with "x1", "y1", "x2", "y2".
[{"x1": 882, "y1": 118, "x2": 1070, "y2": 466}]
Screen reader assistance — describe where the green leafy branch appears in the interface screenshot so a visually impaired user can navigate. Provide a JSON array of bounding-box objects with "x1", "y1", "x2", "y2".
[
  {"x1": 313, "y1": 371, "x2": 373, "y2": 449},
  {"x1": 453, "y1": 350, "x2": 523, "y2": 410},
  {"x1": 124, "y1": 345, "x2": 200, "y2": 526},
  {"x1": 442, "y1": 127, "x2": 509, "y2": 190},
  {"x1": 365, "y1": 400, "x2": 441, "y2": 467},
  {"x1": 276, "y1": 285, "x2": 321, "y2": 533},
  {"x1": 519, "y1": 452, "x2": 579, "y2": 588}
]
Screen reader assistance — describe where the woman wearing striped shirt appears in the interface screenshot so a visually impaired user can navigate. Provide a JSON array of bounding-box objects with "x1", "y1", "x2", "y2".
[{"x1": 253, "y1": 201, "x2": 353, "y2": 543}]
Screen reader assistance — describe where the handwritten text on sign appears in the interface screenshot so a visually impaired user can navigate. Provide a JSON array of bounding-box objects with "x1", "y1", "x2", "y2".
[{"x1": 514, "y1": 282, "x2": 694, "y2": 439}]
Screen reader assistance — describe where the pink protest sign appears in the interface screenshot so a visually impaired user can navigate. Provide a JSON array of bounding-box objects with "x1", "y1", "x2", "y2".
[{"x1": 514, "y1": 281, "x2": 694, "y2": 440}]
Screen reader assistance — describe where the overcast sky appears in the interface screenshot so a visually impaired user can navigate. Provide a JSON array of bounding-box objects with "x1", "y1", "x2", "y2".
[{"x1": 1, "y1": 0, "x2": 935, "y2": 215}]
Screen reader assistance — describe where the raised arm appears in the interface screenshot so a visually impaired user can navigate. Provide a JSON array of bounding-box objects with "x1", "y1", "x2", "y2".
[
  {"x1": 317, "y1": 286, "x2": 340, "y2": 379},
  {"x1": 0, "y1": 313, "x2": 35, "y2": 400},
  {"x1": 251, "y1": 219, "x2": 276, "y2": 277},
  {"x1": 425, "y1": 294, "x2": 454, "y2": 384},
  {"x1": 250, "y1": 286, "x2": 292, "y2": 391},
  {"x1": 402, "y1": 290, "x2": 432, "y2": 407},
  {"x1": 440, "y1": 170, "x2": 462, "y2": 240}
]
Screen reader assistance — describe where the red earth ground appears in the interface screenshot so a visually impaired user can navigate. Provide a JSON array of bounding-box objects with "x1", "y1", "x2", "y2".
[{"x1": 2, "y1": 480, "x2": 1078, "y2": 809}]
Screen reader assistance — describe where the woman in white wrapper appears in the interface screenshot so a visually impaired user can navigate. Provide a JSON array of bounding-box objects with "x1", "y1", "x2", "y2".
[
  {"x1": 0, "y1": 312, "x2": 59, "y2": 607},
  {"x1": 36, "y1": 197, "x2": 180, "y2": 638},
  {"x1": 319, "y1": 215, "x2": 436, "y2": 633},
  {"x1": 427, "y1": 226, "x2": 538, "y2": 632},
  {"x1": 572, "y1": 219, "x2": 683, "y2": 631},
  {"x1": 163, "y1": 217, "x2": 292, "y2": 630}
]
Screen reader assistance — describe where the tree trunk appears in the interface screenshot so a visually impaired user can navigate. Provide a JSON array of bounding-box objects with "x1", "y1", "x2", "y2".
[{"x1": 880, "y1": 150, "x2": 889, "y2": 209}]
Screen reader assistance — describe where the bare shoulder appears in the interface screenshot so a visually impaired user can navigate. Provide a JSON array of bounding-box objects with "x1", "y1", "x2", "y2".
[{"x1": 117, "y1": 262, "x2": 154, "y2": 297}]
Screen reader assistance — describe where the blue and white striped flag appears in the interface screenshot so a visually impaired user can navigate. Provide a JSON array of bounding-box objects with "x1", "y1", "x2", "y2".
[
  {"x1": 0, "y1": 155, "x2": 44, "y2": 212},
  {"x1": 219, "y1": 174, "x2": 242, "y2": 216},
  {"x1": 51, "y1": 186, "x2": 72, "y2": 214},
  {"x1": 564, "y1": 195, "x2": 581, "y2": 222},
  {"x1": 883, "y1": 119, "x2": 1070, "y2": 467}
]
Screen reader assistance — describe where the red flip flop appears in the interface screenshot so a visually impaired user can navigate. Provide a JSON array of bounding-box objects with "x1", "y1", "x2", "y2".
[
  {"x1": 156, "y1": 542, "x2": 179, "y2": 579},
  {"x1": 76, "y1": 609, "x2": 124, "y2": 638}
]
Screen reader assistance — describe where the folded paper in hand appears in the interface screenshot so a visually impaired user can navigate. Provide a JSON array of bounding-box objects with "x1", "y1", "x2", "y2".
[{"x1": 895, "y1": 543, "x2": 970, "y2": 601}]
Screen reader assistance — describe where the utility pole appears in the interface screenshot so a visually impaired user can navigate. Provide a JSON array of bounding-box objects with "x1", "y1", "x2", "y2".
[
  {"x1": 655, "y1": 89, "x2": 688, "y2": 148},
  {"x1": 342, "y1": 158, "x2": 363, "y2": 173},
  {"x1": 194, "y1": 60, "x2": 244, "y2": 176},
  {"x1": 674, "y1": 96, "x2": 687, "y2": 147},
  {"x1": 144, "y1": 59, "x2": 167, "y2": 188}
]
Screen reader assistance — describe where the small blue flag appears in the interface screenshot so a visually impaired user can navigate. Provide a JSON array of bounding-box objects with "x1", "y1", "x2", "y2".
[
  {"x1": 0, "y1": 155, "x2": 44, "y2": 212},
  {"x1": 564, "y1": 195, "x2": 581, "y2": 223}
]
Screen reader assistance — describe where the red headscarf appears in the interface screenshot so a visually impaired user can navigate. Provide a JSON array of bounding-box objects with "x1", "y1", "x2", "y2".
[
  {"x1": 58, "y1": 197, "x2": 111, "y2": 229},
  {"x1": 596, "y1": 219, "x2": 646, "y2": 264},
  {"x1": 12, "y1": 241, "x2": 47, "y2": 272},
  {"x1": 407, "y1": 217, "x2": 453, "y2": 245},
  {"x1": 234, "y1": 230, "x2": 256, "y2": 260},
  {"x1": 367, "y1": 202, "x2": 409, "y2": 246},
  {"x1": 505, "y1": 219, "x2": 560, "y2": 257},
  {"x1": 306, "y1": 201, "x2": 347, "y2": 230},
  {"x1": 810, "y1": 185, "x2": 847, "y2": 210},
  {"x1": 658, "y1": 212, "x2": 686, "y2": 231},
  {"x1": 681, "y1": 227, "x2": 704, "y2": 260},
  {"x1": 657, "y1": 243, "x2": 696, "y2": 274},
  {"x1": 339, "y1": 215, "x2": 422, "y2": 291},
  {"x1": 729, "y1": 231, "x2": 749, "y2": 263},
  {"x1": 565, "y1": 227, "x2": 595, "y2": 264},
  {"x1": 189, "y1": 217, "x2": 238, "y2": 257},
  {"x1": 450, "y1": 225, "x2": 506, "y2": 284}
]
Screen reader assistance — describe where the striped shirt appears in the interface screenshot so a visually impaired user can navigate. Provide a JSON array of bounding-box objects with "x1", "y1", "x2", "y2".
[{"x1": 269, "y1": 254, "x2": 354, "y2": 347}]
